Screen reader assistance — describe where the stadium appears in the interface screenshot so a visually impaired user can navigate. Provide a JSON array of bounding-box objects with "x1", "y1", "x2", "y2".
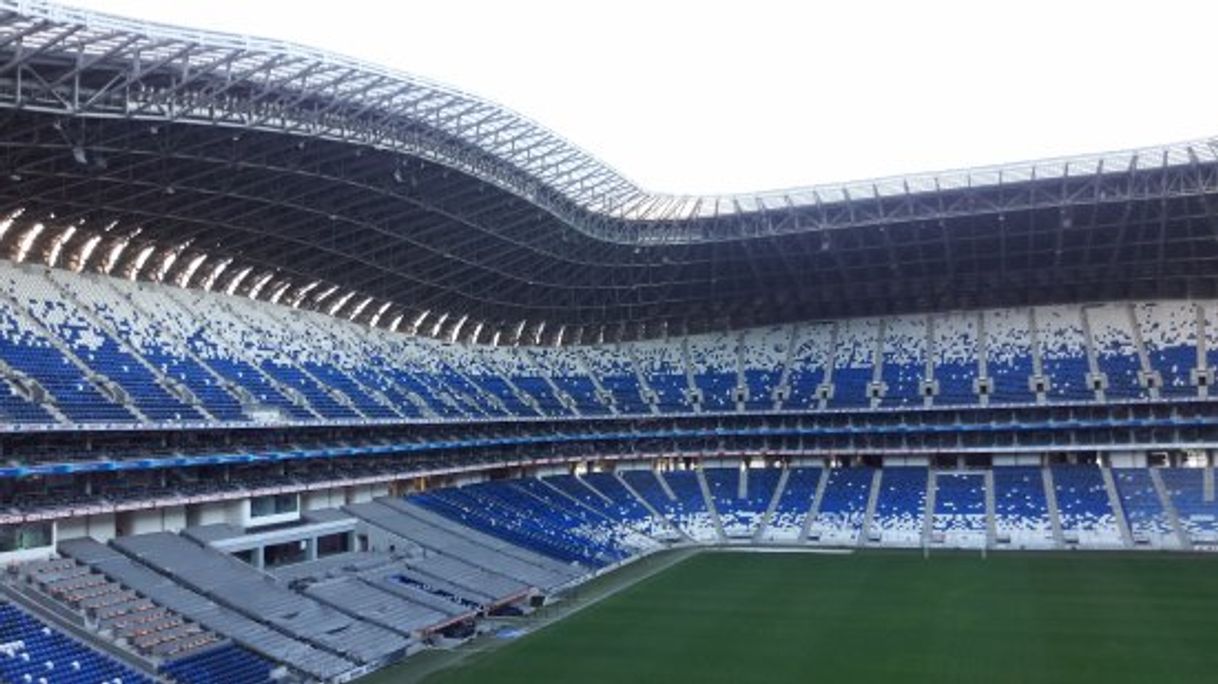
[{"x1": 0, "y1": 0, "x2": 1216, "y2": 682}]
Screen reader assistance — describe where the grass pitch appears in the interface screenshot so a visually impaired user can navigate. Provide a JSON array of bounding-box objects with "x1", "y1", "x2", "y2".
[{"x1": 389, "y1": 550, "x2": 1218, "y2": 683}]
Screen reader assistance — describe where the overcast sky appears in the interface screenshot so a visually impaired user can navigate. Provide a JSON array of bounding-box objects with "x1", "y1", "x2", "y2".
[{"x1": 65, "y1": 0, "x2": 1218, "y2": 195}]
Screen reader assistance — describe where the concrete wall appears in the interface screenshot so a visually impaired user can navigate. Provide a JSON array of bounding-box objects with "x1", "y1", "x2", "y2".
[
  {"x1": 883, "y1": 455, "x2": 930, "y2": 467},
  {"x1": 993, "y1": 454, "x2": 1044, "y2": 467},
  {"x1": 1109, "y1": 451, "x2": 1149, "y2": 468}
]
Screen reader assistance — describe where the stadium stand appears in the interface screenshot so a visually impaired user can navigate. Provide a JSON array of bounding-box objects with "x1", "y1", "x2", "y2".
[
  {"x1": 410, "y1": 480, "x2": 629, "y2": 567},
  {"x1": 828, "y1": 319, "x2": 879, "y2": 409},
  {"x1": 2, "y1": 4, "x2": 1218, "y2": 681},
  {"x1": 161, "y1": 643, "x2": 276, "y2": 684},
  {"x1": 687, "y1": 333, "x2": 738, "y2": 412},
  {"x1": 985, "y1": 308, "x2": 1037, "y2": 405},
  {"x1": 871, "y1": 467, "x2": 928, "y2": 546},
  {"x1": 1113, "y1": 469, "x2": 1176, "y2": 547},
  {"x1": 0, "y1": 600, "x2": 154, "y2": 684},
  {"x1": 1, "y1": 254, "x2": 1218, "y2": 428},
  {"x1": 346, "y1": 499, "x2": 578, "y2": 592},
  {"x1": 658, "y1": 471, "x2": 720, "y2": 542},
  {"x1": 739, "y1": 326, "x2": 786, "y2": 410},
  {"x1": 1038, "y1": 306, "x2": 1093, "y2": 402},
  {"x1": 932, "y1": 473, "x2": 988, "y2": 547},
  {"x1": 809, "y1": 468, "x2": 874, "y2": 544},
  {"x1": 15, "y1": 555, "x2": 223, "y2": 661},
  {"x1": 878, "y1": 316, "x2": 927, "y2": 408},
  {"x1": 579, "y1": 472, "x2": 667, "y2": 536},
  {"x1": 1159, "y1": 468, "x2": 1218, "y2": 544},
  {"x1": 1052, "y1": 466, "x2": 1123, "y2": 547},
  {"x1": 617, "y1": 470, "x2": 708, "y2": 541},
  {"x1": 992, "y1": 467, "x2": 1055, "y2": 548},
  {"x1": 1135, "y1": 302, "x2": 1196, "y2": 398},
  {"x1": 112, "y1": 532, "x2": 411, "y2": 665},
  {"x1": 704, "y1": 467, "x2": 781, "y2": 538},
  {"x1": 1088, "y1": 304, "x2": 1148, "y2": 401},
  {"x1": 758, "y1": 467, "x2": 821, "y2": 542},
  {"x1": 932, "y1": 312, "x2": 980, "y2": 406},
  {"x1": 782, "y1": 324, "x2": 833, "y2": 409}
]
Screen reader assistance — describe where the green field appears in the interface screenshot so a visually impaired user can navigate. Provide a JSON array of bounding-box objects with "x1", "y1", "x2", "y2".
[{"x1": 383, "y1": 550, "x2": 1218, "y2": 683}]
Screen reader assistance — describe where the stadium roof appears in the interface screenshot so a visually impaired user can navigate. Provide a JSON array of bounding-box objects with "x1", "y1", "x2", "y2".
[{"x1": 1, "y1": 0, "x2": 1217, "y2": 343}]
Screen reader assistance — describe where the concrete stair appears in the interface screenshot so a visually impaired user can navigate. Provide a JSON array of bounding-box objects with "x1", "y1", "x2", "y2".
[
  {"x1": 754, "y1": 467, "x2": 790, "y2": 542},
  {"x1": 696, "y1": 468, "x2": 727, "y2": 541},
  {"x1": 1148, "y1": 468, "x2": 1191, "y2": 550},
  {"x1": 0, "y1": 288, "x2": 146, "y2": 422},
  {"x1": 800, "y1": 468, "x2": 830, "y2": 542},
  {"x1": 921, "y1": 470, "x2": 938, "y2": 548},
  {"x1": 984, "y1": 469, "x2": 997, "y2": 548},
  {"x1": 261, "y1": 305, "x2": 415, "y2": 420},
  {"x1": 161, "y1": 290, "x2": 322, "y2": 421},
  {"x1": 572, "y1": 349, "x2": 619, "y2": 416},
  {"x1": 624, "y1": 346, "x2": 662, "y2": 415},
  {"x1": 49, "y1": 274, "x2": 213, "y2": 421},
  {"x1": 575, "y1": 474, "x2": 615, "y2": 506},
  {"x1": 616, "y1": 472, "x2": 688, "y2": 541},
  {"x1": 1042, "y1": 468, "x2": 1066, "y2": 548},
  {"x1": 1100, "y1": 466, "x2": 1135, "y2": 548},
  {"x1": 859, "y1": 469, "x2": 883, "y2": 547}
]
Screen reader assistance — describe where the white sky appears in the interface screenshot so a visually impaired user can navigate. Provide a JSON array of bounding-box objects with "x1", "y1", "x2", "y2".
[{"x1": 65, "y1": 0, "x2": 1218, "y2": 195}]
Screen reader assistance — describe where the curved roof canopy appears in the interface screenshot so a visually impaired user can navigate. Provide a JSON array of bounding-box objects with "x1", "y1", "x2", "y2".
[{"x1": 1, "y1": 0, "x2": 1217, "y2": 343}]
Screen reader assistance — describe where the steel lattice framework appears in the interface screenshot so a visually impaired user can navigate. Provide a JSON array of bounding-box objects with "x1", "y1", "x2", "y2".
[{"x1": 1, "y1": 0, "x2": 1217, "y2": 343}]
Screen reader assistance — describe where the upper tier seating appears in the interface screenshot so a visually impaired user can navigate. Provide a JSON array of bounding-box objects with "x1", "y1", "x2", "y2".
[
  {"x1": 1088, "y1": 304, "x2": 1147, "y2": 400},
  {"x1": 631, "y1": 340, "x2": 693, "y2": 414},
  {"x1": 878, "y1": 317, "x2": 926, "y2": 408},
  {"x1": 580, "y1": 346, "x2": 651, "y2": 414},
  {"x1": 687, "y1": 334, "x2": 737, "y2": 411},
  {"x1": 1038, "y1": 306, "x2": 1092, "y2": 402},
  {"x1": 0, "y1": 276, "x2": 135, "y2": 423},
  {"x1": 1135, "y1": 302, "x2": 1196, "y2": 397},
  {"x1": 739, "y1": 326, "x2": 786, "y2": 410},
  {"x1": 828, "y1": 319, "x2": 880, "y2": 409},
  {"x1": 783, "y1": 324, "x2": 833, "y2": 409},
  {"x1": 5, "y1": 268, "x2": 196, "y2": 423},
  {"x1": 933, "y1": 312, "x2": 980, "y2": 406},
  {"x1": 527, "y1": 348, "x2": 610, "y2": 416},
  {"x1": 0, "y1": 260, "x2": 1211, "y2": 428},
  {"x1": 986, "y1": 308, "x2": 1036, "y2": 405},
  {"x1": 80, "y1": 276, "x2": 246, "y2": 421}
]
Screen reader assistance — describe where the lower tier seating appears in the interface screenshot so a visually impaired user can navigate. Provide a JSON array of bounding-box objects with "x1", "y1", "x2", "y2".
[{"x1": 0, "y1": 601, "x2": 154, "y2": 684}]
